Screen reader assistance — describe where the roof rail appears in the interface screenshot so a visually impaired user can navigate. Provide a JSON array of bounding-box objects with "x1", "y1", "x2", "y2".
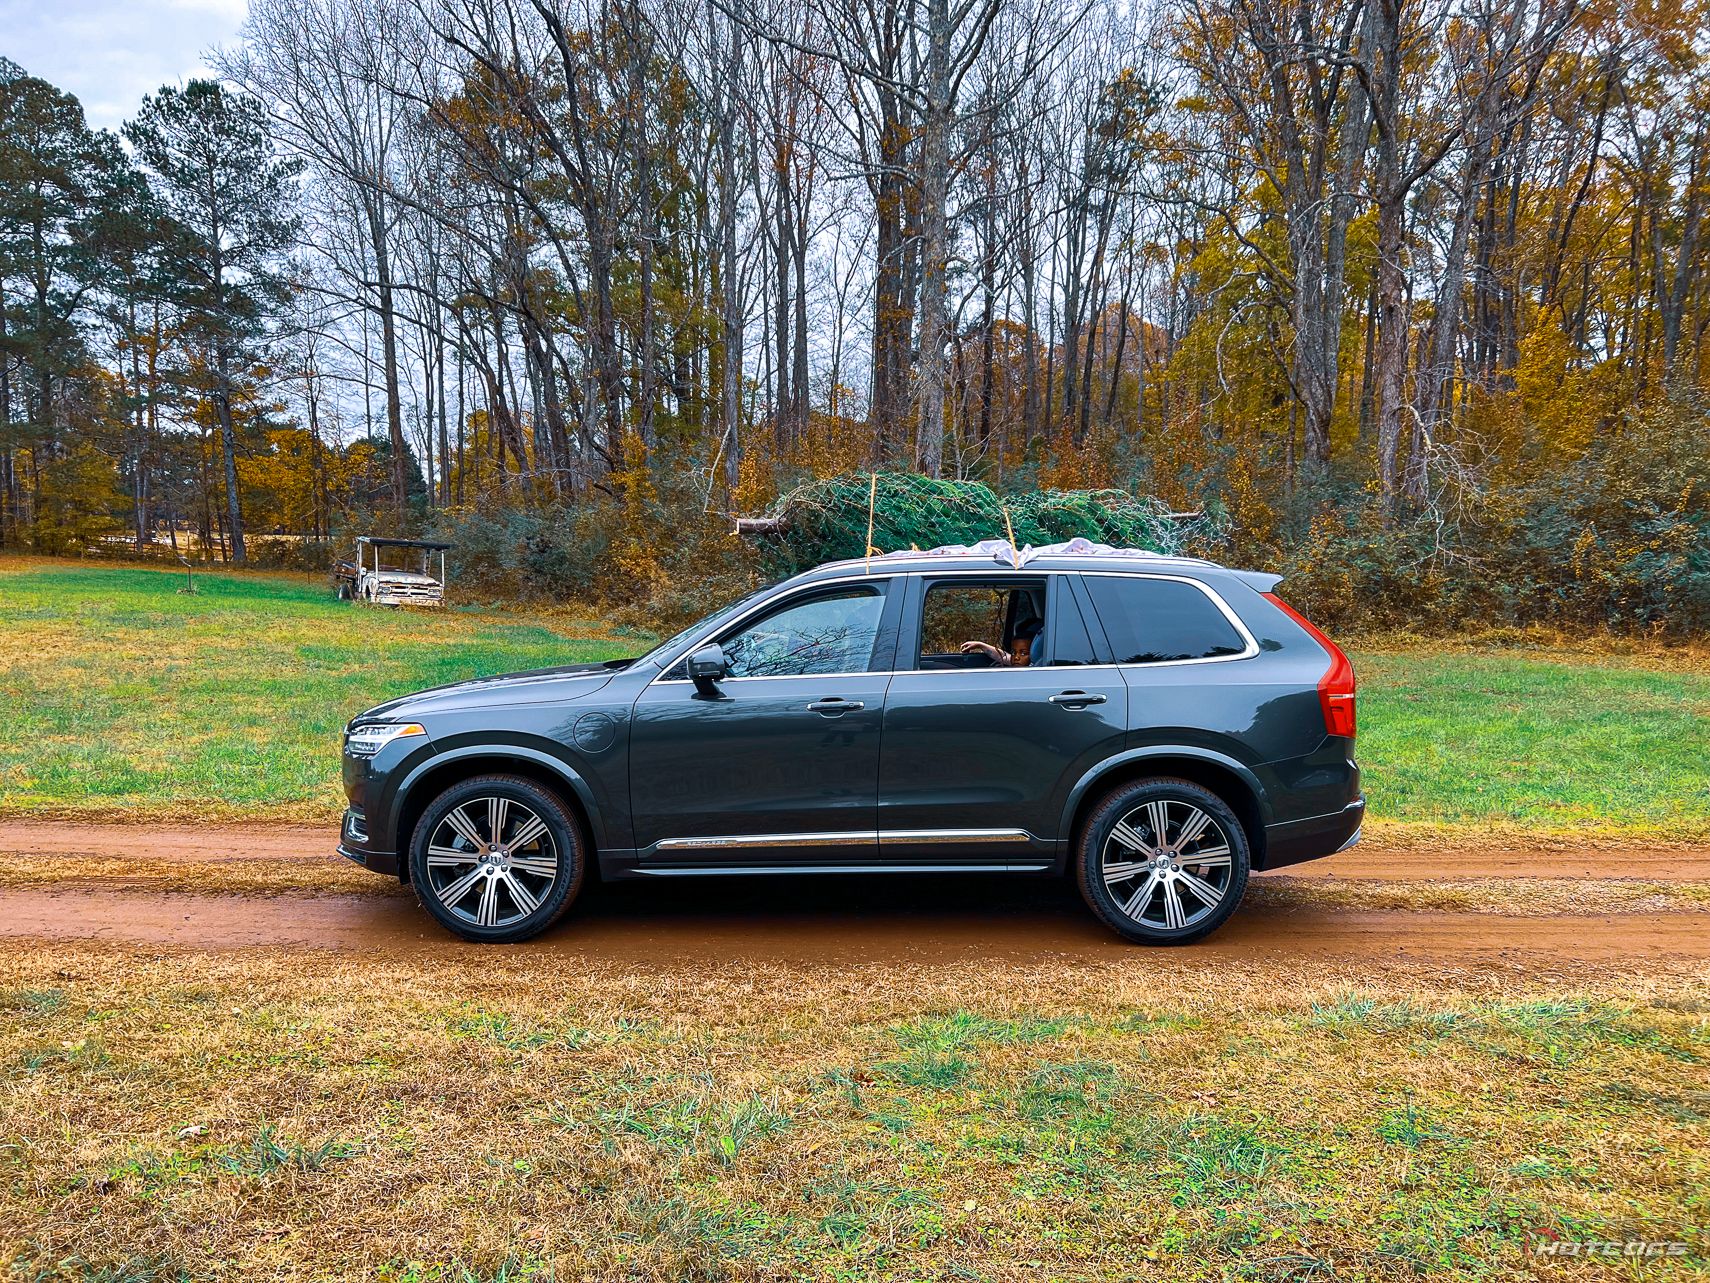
[{"x1": 874, "y1": 537, "x2": 1182, "y2": 569}]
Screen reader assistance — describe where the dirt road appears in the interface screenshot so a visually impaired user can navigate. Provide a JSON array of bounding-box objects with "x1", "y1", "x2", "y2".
[{"x1": 2, "y1": 820, "x2": 1706, "y2": 965}]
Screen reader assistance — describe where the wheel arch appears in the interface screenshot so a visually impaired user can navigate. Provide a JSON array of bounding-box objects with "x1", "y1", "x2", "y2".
[
  {"x1": 1060, "y1": 748, "x2": 1269, "y2": 871},
  {"x1": 392, "y1": 747, "x2": 602, "y2": 883}
]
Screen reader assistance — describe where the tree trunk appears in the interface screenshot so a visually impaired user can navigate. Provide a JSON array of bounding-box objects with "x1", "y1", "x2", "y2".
[
  {"x1": 916, "y1": 0, "x2": 951, "y2": 479},
  {"x1": 213, "y1": 341, "x2": 246, "y2": 564},
  {"x1": 372, "y1": 220, "x2": 409, "y2": 512},
  {"x1": 716, "y1": 0, "x2": 743, "y2": 494}
]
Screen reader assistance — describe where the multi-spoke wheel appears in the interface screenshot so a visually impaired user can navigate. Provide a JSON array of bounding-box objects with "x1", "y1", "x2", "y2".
[
  {"x1": 408, "y1": 775, "x2": 585, "y2": 942},
  {"x1": 1075, "y1": 778, "x2": 1250, "y2": 944}
]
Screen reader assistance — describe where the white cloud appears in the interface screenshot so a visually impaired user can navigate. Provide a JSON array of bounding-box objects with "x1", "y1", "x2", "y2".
[{"x1": 1, "y1": 0, "x2": 248, "y2": 132}]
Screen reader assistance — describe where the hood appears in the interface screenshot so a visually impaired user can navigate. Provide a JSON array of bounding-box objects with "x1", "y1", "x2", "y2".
[
  {"x1": 368, "y1": 571, "x2": 440, "y2": 585},
  {"x1": 352, "y1": 659, "x2": 635, "y2": 723}
]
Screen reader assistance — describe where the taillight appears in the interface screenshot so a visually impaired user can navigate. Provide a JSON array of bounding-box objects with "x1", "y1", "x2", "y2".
[{"x1": 1263, "y1": 593, "x2": 1356, "y2": 739}]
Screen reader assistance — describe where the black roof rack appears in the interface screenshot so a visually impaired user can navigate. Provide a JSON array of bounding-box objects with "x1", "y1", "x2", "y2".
[{"x1": 356, "y1": 537, "x2": 454, "y2": 551}]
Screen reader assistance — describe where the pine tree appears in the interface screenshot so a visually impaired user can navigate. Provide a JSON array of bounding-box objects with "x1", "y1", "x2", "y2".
[{"x1": 124, "y1": 80, "x2": 299, "y2": 564}]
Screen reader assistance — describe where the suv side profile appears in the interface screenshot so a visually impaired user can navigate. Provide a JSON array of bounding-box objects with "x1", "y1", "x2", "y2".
[{"x1": 338, "y1": 547, "x2": 1363, "y2": 945}]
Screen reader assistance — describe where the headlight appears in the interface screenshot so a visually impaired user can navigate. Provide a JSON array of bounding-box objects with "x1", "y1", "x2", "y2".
[{"x1": 344, "y1": 722, "x2": 427, "y2": 756}]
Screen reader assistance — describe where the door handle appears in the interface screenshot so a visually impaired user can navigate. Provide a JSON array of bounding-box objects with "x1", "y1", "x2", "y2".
[
  {"x1": 807, "y1": 697, "x2": 864, "y2": 716},
  {"x1": 1049, "y1": 691, "x2": 1107, "y2": 708}
]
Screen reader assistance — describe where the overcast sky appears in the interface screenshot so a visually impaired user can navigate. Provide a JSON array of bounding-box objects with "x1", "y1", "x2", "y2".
[{"x1": 1, "y1": 0, "x2": 247, "y2": 133}]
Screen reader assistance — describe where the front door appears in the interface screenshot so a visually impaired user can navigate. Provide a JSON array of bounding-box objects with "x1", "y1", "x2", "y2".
[
  {"x1": 628, "y1": 580, "x2": 899, "y2": 863},
  {"x1": 877, "y1": 573, "x2": 1127, "y2": 862}
]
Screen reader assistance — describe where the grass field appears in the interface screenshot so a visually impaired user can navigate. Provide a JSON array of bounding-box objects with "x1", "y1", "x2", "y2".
[
  {"x1": 3, "y1": 556, "x2": 1709, "y2": 1280},
  {"x1": 2, "y1": 556, "x2": 1706, "y2": 835},
  {"x1": 0, "y1": 559, "x2": 638, "y2": 822},
  {"x1": 3, "y1": 946, "x2": 1707, "y2": 1279}
]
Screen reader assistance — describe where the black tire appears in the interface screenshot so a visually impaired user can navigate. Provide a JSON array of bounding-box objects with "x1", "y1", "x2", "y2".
[
  {"x1": 408, "y1": 774, "x2": 586, "y2": 943},
  {"x1": 337, "y1": 582, "x2": 353, "y2": 601},
  {"x1": 1075, "y1": 777, "x2": 1250, "y2": 945}
]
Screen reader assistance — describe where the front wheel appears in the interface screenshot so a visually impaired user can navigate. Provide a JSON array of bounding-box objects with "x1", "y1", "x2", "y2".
[
  {"x1": 408, "y1": 775, "x2": 586, "y2": 942},
  {"x1": 1075, "y1": 778, "x2": 1250, "y2": 945}
]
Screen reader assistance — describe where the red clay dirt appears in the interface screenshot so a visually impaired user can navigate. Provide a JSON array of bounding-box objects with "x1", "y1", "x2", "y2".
[
  {"x1": 0, "y1": 820, "x2": 1707, "y2": 965},
  {"x1": 4, "y1": 819, "x2": 1706, "y2": 878},
  {"x1": 0, "y1": 882, "x2": 1705, "y2": 965}
]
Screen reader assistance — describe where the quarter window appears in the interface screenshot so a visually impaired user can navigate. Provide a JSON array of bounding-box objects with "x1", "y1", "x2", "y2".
[
  {"x1": 716, "y1": 587, "x2": 887, "y2": 678},
  {"x1": 1082, "y1": 577, "x2": 1247, "y2": 663},
  {"x1": 1048, "y1": 589, "x2": 1101, "y2": 666}
]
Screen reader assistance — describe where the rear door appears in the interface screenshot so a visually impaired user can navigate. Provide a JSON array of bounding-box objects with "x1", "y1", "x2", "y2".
[
  {"x1": 1076, "y1": 571, "x2": 1269, "y2": 757},
  {"x1": 876, "y1": 573, "x2": 1126, "y2": 862}
]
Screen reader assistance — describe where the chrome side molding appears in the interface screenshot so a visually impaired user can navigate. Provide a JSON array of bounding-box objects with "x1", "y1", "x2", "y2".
[
  {"x1": 634, "y1": 863, "x2": 1051, "y2": 876},
  {"x1": 652, "y1": 827, "x2": 1035, "y2": 853},
  {"x1": 655, "y1": 831, "x2": 868, "y2": 851},
  {"x1": 879, "y1": 828, "x2": 1032, "y2": 845}
]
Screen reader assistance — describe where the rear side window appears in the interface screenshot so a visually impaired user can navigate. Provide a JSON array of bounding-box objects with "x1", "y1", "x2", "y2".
[{"x1": 1082, "y1": 576, "x2": 1247, "y2": 664}]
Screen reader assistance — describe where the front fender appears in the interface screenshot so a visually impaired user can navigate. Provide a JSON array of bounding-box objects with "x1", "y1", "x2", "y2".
[
  {"x1": 1057, "y1": 744, "x2": 1274, "y2": 852},
  {"x1": 389, "y1": 740, "x2": 612, "y2": 854}
]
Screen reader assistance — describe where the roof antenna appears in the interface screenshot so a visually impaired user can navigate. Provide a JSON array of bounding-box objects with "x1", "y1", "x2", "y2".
[{"x1": 864, "y1": 472, "x2": 878, "y2": 574}]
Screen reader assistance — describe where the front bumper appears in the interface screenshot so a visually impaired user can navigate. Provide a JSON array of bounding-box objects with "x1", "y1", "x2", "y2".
[
  {"x1": 1259, "y1": 796, "x2": 1366, "y2": 870},
  {"x1": 337, "y1": 806, "x2": 399, "y2": 876}
]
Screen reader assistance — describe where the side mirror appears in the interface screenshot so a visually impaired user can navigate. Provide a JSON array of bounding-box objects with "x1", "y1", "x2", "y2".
[{"x1": 688, "y1": 643, "x2": 728, "y2": 698}]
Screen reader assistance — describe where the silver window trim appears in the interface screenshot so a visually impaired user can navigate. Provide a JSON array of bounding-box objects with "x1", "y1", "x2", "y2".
[
  {"x1": 646, "y1": 567, "x2": 1258, "y2": 687},
  {"x1": 1073, "y1": 569, "x2": 1260, "y2": 666}
]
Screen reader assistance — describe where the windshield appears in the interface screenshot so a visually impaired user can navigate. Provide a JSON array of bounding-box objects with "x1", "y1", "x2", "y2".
[{"x1": 634, "y1": 581, "x2": 777, "y2": 669}]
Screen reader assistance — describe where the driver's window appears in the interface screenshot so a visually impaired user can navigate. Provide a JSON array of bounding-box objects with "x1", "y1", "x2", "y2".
[{"x1": 718, "y1": 587, "x2": 886, "y2": 679}]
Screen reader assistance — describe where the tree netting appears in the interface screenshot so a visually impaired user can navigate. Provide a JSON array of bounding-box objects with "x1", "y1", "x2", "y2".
[{"x1": 740, "y1": 473, "x2": 1197, "y2": 574}]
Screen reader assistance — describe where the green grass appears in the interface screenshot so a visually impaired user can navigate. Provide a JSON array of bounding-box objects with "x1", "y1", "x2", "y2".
[
  {"x1": 1, "y1": 557, "x2": 1706, "y2": 834},
  {"x1": 1357, "y1": 649, "x2": 1710, "y2": 835},
  {"x1": 0, "y1": 559, "x2": 637, "y2": 820}
]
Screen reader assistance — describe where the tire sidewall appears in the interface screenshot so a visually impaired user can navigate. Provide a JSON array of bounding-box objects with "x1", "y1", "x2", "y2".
[
  {"x1": 409, "y1": 775, "x2": 585, "y2": 943},
  {"x1": 1076, "y1": 779, "x2": 1250, "y2": 945}
]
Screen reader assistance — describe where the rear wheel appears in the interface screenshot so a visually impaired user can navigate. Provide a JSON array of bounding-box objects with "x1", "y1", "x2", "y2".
[
  {"x1": 408, "y1": 775, "x2": 585, "y2": 942},
  {"x1": 1075, "y1": 778, "x2": 1250, "y2": 945}
]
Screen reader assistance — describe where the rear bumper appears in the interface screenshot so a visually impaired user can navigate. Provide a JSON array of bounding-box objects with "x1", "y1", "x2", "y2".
[{"x1": 1259, "y1": 796, "x2": 1365, "y2": 870}]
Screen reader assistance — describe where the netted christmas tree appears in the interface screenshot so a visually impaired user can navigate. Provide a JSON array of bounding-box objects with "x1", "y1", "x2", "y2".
[{"x1": 737, "y1": 472, "x2": 1199, "y2": 574}]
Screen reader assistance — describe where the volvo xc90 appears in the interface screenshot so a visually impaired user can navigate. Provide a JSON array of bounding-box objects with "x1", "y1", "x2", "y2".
[{"x1": 338, "y1": 545, "x2": 1363, "y2": 944}]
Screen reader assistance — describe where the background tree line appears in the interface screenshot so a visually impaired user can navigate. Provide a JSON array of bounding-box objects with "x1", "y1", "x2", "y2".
[{"x1": 1, "y1": 0, "x2": 1705, "y2": 631}]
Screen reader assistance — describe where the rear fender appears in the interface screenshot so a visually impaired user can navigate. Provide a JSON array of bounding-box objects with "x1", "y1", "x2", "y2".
[{"x1": 1056, "y1": 745, "x2": 1272, "y2": 867}]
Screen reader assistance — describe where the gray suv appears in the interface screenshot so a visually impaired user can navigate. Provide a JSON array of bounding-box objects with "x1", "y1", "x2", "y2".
[{"x1": 338, "y1": 546, "x2": 1363, "y2": 945}]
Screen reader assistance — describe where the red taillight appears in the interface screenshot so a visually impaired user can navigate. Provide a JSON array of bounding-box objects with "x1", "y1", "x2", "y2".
[{"x1": 1263, "y1": 593, "x2": 1356, "y2": 739}]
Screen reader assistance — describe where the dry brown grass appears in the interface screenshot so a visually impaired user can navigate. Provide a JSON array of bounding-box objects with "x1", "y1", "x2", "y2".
[
  {"x1": 2, "y1": 941, "x2": 1706, "y2": 1281},
  {"x1": 1252, "y1": 877, "x2": 1710, "y2": 917},
  {"x1": 0, "y1": 852, "x2": 406, "y2": 898}
]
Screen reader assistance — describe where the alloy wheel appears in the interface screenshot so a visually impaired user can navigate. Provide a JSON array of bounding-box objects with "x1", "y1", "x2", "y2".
[
  {"x1": 423, "y1": 795, "x2": 559, "y2": 929},
  {"x1": 1100, "y1": 798, "x2": 1235, "y2": 932}
]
